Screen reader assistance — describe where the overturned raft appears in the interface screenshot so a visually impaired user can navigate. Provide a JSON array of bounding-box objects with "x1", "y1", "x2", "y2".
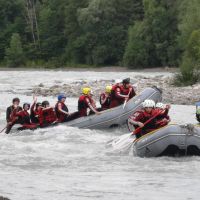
[
  {"x1": 63, "y1": 86, "x2": 162, "y2": 129},
  {"x1": 133, "y1": 124, "x2": 200, "y2": 157}
]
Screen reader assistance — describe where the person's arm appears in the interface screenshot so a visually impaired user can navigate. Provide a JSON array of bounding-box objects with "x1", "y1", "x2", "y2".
[
  {"x1": 115, "y1": 88, "x2": 129, "y2": 99},
  {"x1": 58, "y1": 103, "x2": 69, "y2": 115},
  {"x1": 100, "y1": 94, "x2": 107, "y2": 105},
  {"x1": 86, "y1": 98, "x2": 99, "y2": 114},
  {"x1": 128, "y1": 112, "x2": 144, "y2": 127},
  {"x1": 6, "y1": 107, "x2": 11, "y2": 122}
]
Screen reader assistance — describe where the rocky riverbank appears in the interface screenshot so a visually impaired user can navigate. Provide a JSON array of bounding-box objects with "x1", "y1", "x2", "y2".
[{"x1": 30, "y1": 74, "x2": 200, "y2": 105}]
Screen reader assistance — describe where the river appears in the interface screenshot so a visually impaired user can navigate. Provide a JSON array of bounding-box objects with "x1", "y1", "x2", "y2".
[{"x1": 0, "y1": 70, "x2": 199, "y2": 200}]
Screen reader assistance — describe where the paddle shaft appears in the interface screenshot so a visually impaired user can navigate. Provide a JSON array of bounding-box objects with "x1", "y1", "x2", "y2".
[
  {"x1": 123, "y1": 90, "x2": 131, "y2": 109},
  {"x1": 132, "y1": 109, "x2": 164, "y2": 135},
  {"x1": 0, "y1": 126, "x2": 7, "y2": 133}
]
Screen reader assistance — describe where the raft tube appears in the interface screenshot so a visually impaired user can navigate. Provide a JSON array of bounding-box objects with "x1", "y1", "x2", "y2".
[{"x1": 133, "y1": 124, "x2": 200, "y2": 157}]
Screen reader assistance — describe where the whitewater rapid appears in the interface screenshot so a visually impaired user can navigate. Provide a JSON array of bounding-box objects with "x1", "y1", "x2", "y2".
[{"x1": 0, "y1": 70, "x2": 199, "y2": 200}]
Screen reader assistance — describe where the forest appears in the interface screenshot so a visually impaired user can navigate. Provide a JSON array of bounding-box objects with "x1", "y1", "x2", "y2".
[{"x1": 0, "y1": 0, "x2": 200, "y2": 84}]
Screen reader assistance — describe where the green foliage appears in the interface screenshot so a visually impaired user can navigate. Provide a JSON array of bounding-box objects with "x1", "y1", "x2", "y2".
[
  {"x1": 5, "y1": 33, "x2": 25, "y2": 67},
  {"x1": 123, "y1": 0, "x2": 180, "y2": 68},
  {"x1": 175, "y1": 0, "x2": 200, "y2": 85}
]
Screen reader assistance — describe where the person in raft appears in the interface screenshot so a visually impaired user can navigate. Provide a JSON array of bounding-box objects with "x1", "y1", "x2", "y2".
[
  {"x1": 99, "y1": 85, "x2": 112, "y2": 110},
  {"x1": 6, "y1": 97, "x2": 22, "y2": 123},
  {"x1": 78, "y1": 87, "x2": 101, "y2": 117},
  {"x1": 5, "y1": 103, "x2": 38, "y2": 134},
  {"x1": 39, "y1": 100, "x2": 57, "y2": 127},
  {"x1": 128, "y1": 99, "x2": 167, "y2": 139},
  {"x1": 154, "y1": 102, "x2": 171, "y2": 128},
  {"x1": 30, "y1": 95, "x2": 42, "y2": 124},
  {"x1": 55, "y1": 94, "x2": 70, "y2": 122},
  {"x1": 109, "y1": 78, "x2": 136, "y2": 108}
]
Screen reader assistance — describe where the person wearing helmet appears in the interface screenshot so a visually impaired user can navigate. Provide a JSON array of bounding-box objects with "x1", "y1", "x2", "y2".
[
  {"x1": 128, "y1": 99, "x2": 158, "y2": 138},
  {"x1": 55, "y1": 94, "x2": 70, "y2": 122},
  {"x1": 38, "y1": 101, "x2": 57, "y2": 127},
  {"x1": 30, "y1": 95, "x2": 42, "y2": 123},
  {"x1": 5, "y1": 102, "x2": 37, "y2": 134},
  {"x1": 154, "y1": 102, "x2": 171, "y2": 128},
  {"x1": 99, "y1": 85, "x2": 112, "y2": 110},
  {"x1": 109, "y1": 78, "x2": 136, "y2": 108},
  {"x1": 78, "y1": 87, "x2": 100, "y2": 117},
  {"x1": 6, "y1": 97, "x2": 22, "y2": 123}
]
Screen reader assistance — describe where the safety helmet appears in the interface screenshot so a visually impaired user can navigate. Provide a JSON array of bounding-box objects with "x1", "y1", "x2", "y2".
[
  {"x1": 142, "y1": 99, "x2": 155, "y2": 108},
  {"x1": 42, "y1": 101, "x2": 50, "y2": 107},
  {"x1": 155, "y1": 102, "x2": 165, "y2": 109},
  {"x1": 58, "y1": 94, "x2": 66, "y2": 101},
  {"x1": 122, "y1": 78, "x2": 130, "y2": 84},
  {"x1": 105, "y1": 85, "x2": 112, "y2": 93},
  {"x1": 82, "y1": 87, "x2": 91, "y2": 95},
  {"x1": 23, "y1": 103, "x2": 30, "y2": 109},
  {"x1": 36, "y1": 102, "x2": 42, "y2": 108},
  {"x1": 115, "y1": 79, "x2": 122, "y2": 84}
]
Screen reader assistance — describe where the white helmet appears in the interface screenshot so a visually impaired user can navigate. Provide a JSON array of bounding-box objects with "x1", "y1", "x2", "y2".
[
  {"x1": 115, "y1": 79, "x2": 122, "y2": 84},
  {"x1": 155, "y1": 102, "x2": 165, "y2": 109},
  {"x1": 142, "y1": 99, "x2": 155, "y2": 108}
]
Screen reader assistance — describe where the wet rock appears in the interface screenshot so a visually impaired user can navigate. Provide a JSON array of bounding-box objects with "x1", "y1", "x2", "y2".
[{"x1": 30, "y1": 76, "x2": 200, "y2": 105}]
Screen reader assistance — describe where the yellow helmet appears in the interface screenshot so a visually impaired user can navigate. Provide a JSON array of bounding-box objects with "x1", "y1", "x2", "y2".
[
  {"x1": 82, "y1": 87, "x2": 91, "y2": 95},
  {"x1": 105, "y1": 85, "x2": 112, "y2": 93}
]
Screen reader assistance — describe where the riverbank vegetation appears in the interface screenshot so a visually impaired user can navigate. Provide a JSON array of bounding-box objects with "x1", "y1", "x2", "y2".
[{"x1": 0, "y1": 0, "x2": 199, "y2": 84}]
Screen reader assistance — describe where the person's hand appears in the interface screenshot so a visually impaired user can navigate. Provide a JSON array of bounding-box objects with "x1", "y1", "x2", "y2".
[
  {"x1": 96, "y1": 112, "x2": 101, "y2": 115},
  {"x1": 33, "y1": 95, "x2": 37, "y2": 103},
  {"x1": 137, "y1": 122, "x2": 144, "y2": 128},
  {"x1": 166, "y1": 104, "x2": 171, "y2": 109}
]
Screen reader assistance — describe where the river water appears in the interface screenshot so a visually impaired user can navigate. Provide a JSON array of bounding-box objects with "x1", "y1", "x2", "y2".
[{"x1": 0, "y1": 70, "x2": 199, "y2": 200}]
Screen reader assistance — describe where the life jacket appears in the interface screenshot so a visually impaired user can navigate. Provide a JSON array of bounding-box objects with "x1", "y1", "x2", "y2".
[
  {"x1": 7, "y1": 106, "x2": 22, "y2": 122},
  {"x1": 110, "y1": 84, "x2": 121, "y2": 99},
  {"x1": 30, "y1": 104, "x2": 41, "y2": 123},
  {"x1": 99, "y1": 92, "x2": 111, "y2": 110},
  {"x1": 129, "y1": 109, "x2": 160, "y2": 137},
  {"x1": 78, "y1": 95, "x2": 93, "y2": 117},
  {"x1": 39, "y1": 108, "x2": 57, "y2": 126},
  {"x1": 55, "y1": 102, "x2": 69, "y2": 122},
  {"x1": 119, "y1": 85, "x2": 136, "y2": 99},
  {"x1": 14, "y1": 110, "x2": 31, "y2": 125}
]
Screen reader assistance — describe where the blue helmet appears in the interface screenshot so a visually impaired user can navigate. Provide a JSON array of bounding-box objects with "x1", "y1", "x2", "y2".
[{"x1": 58, "y1": 94, "x2": 66, "y2": 101}]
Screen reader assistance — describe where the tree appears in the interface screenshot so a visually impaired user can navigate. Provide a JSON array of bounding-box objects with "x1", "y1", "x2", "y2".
[
  {"x1": 123, "y1": 0, "x2": 180, "y2": 68},
  {"x1": 5, "y1": 33, "x2": 25, "y2": 67}
]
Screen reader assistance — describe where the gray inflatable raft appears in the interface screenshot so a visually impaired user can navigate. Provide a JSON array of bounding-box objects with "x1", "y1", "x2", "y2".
[
  {"x1": 133, "y1": 124, "x2": 200, "y2": 157},
  {"x1": 64, "y1": 86, "x2": 162, "y2": 129},
  {"x1": 7, "y1": 86, "x2": 162, "y2": 133}
]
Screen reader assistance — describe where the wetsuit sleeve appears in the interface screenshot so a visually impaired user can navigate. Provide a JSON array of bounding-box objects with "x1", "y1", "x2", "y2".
[
  {"x1": 6, "y1": 107, "x2": 11, "y2": 122},
  {"x1": 31, "y1": 102, "x2": 36, "y2": 113}
]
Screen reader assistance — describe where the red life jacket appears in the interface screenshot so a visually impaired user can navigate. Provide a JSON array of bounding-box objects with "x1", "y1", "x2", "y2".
[
  {"x1": 78, "y1": 95, "x2": 93, "y2": 117},
  {"x1": 99, "y1": 92, "x2": 111, "y2": 110},
  {"x1": 129, "y1": 109, "x2": 159, "y2": 134},
  {"x1": 119, "y1": 85, "x2": 136, "y2": 99},
  {"x1": 109, "y1": 84, "x2": 123, "y2": 108},
  {"x1": 14, "y1": 110, "x2": 31, "y2": 125},
  {"x1": 39, "y1": 108, "x2": 57, "y2": 126},
  {"x1": 55, "y1": 102, "x2": 69, "y2": 122}
]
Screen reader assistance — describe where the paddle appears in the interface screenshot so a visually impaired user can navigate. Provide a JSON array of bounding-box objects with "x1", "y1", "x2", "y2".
[
  {"x1": 123, "y1": 90, "x2": 131, "y2": 109},
  {"x1": 107, "y1": 109, "x2": 164, "y2": 153},
  {"x1": 0, "y1": 125, "x2": 7, "y2": 134}
]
